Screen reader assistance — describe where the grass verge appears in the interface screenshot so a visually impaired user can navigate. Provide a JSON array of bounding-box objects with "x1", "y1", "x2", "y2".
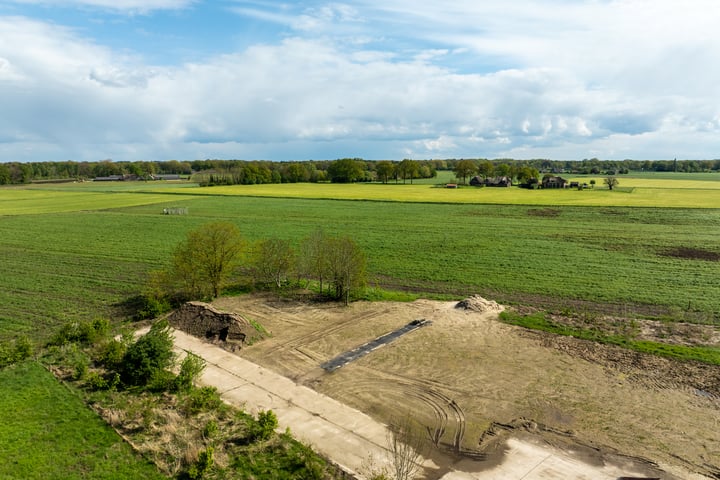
[
  {"x1": 499, "y1": 310, "x2": 720, "y2": 366},
  {"x1": 0, "y1": 361, "x2": 165, "y2": 480}
]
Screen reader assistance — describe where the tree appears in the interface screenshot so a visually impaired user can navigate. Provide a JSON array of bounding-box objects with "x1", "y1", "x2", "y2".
[
  {"x1": 453, "y1": 160, "x2": 477, "y2": 184},
  {"x1": 250, "y1": 238, "x2": 295, "y2": 288},
  {"x1": 476, "y1": 160, "x2": 494, "y2": 178},
  {"x1": 604, "y1": 176, "x2": 619, "y2": 190},
  {"x1": 327, "y1": 158, "x2": 365, "y2": 183},
  {"x1": 297, "y1": 229, "x2": 332, "y2": 294},
  {"x1": 171, "y1": 222, "x2": 244, "y2": 299},
  {"x1": 376, "y1": 161, "x2": 395, "y2": 184},
  {"x1": 397, "y1": 159, "x2": 420, "y2": 184},
  {"x1": 327, "y1": 236, "x2": 367, "y2": 305},
  {"x1": 387, "y1": 414, "x2": 428, "y2": 480}
]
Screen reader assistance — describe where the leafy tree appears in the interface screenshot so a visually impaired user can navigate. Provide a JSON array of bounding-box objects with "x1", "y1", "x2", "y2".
[
  {"x1": 375, "y1": 161, "x2": 395, "y2": 184},
  {"x1": 327, "y1": 158, "x2": 365, "y2": 183},
  {"x1": 250, "y1": 238, "x2": 295, "y2": 288},
  {"x1": 604, "y1": 176, "x2": 619, "y2": 190},
  {"x1": 171, "y1": 222, "x2": 244, "y2": 299},
  {"x1": 453, "y1": 160, "x2": 477, "y2": 184},
  {"x1": 397, "y1": 159, "x2": 420, "y2": 184},
  {"x1": 174, "y1": 352, "x2": 206, "y2": 392},
  {"x1": 477, "y1": 160, "x2": 494, "y2": 178},
  {"x1": 516, "y1": 166, "x2": 539, "y2": 184}
]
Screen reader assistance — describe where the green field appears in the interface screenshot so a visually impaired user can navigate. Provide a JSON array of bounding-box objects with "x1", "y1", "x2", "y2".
[
  {"x1": 0, "y1": 361, "x2": 164, "y2": 479},
  {"x1": 1, "y1": 179, "x2": 719, "y2": 344},
  {"x1": 1, "y1": 175, "x2": 719, "y2": 477}
]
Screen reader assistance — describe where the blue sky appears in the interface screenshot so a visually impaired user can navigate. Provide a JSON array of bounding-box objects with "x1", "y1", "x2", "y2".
[{"x1": 1, "y1": 0, "x2": 719, "y2": 162}]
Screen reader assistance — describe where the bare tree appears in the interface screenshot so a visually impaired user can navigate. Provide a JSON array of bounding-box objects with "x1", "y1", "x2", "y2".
[
  {"x1": 249, "y1": 237, "x2": 295, "y2": 288},
  {"x1": 387, "y1": 414, "x2": 428, "y2": 480}
]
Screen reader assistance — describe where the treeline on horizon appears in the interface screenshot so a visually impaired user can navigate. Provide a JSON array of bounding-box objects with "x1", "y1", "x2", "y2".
[{"x1": 1, "y1": 157, "x2": 719, "y2": 185}]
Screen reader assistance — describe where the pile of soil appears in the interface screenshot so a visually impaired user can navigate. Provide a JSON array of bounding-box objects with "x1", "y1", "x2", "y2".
[{"x1": 455, "y1": 295, "x2": 504, "y2": 314}]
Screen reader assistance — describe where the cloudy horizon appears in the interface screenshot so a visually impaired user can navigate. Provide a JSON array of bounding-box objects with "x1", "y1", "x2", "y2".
[{"x1": 0, "y1": 0, "x2": 718, "y2": 162}]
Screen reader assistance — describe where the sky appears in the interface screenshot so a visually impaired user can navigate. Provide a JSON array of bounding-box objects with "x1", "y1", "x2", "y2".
[{"x1": 0, "y1": 1, "x2": 719, "y2": 163}]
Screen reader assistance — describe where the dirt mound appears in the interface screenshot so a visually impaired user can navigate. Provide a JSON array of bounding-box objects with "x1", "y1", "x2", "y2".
[
  {"x1": 455, "y1": 295, "x2": 504, "y2": 314},
  {"x1": 168, "y1": 301, "x2": 263, "y2": 350}
]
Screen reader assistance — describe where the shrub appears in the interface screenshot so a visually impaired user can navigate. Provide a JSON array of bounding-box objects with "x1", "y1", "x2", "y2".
[
  {"x1": 117, "y1": 319, "x2": 175, "y2": 388},
  {"x1": 182, "y1": 386, "x2": 222, "y2": 416},
  {"x1": 174, "y1": 353, "x2": 206, "y2": 393},
  {"x1": 187, "y1": 447, "x2": 214, "y2": 480},
  {"x1": 136, "y1": 294, "x2": 172, "y2": 320},
  {"x1": 0, "y1": 336, "x2": 33, "y2": 369},
  {"x1": 254, "y1": 409, "x2": 278, "y2": 441},
  {"x1": 49, "y1": 318, "x2": 110, "y2": 346}
]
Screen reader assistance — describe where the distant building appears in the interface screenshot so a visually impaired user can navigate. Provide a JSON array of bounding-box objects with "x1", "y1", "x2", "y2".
[
  {"x1": 470, "y1": 176, "x2": 512, "y2": 187},
  {"x1": 541, "y1": 176, "x2": 568, "y2": 189}
]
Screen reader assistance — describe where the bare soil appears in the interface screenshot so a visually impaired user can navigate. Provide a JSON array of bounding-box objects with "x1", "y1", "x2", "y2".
[{"x1": 213, "y1": 294, "x2": 720, "y2": 479}]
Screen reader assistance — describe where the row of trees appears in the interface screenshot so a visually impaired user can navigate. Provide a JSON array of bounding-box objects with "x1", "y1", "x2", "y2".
[
  {"x1": 149, "y1": 223, "x2": 367, "y2": 308},
  {"x1": 2, "y1": 157, "x2": 720, "y2": 185}
]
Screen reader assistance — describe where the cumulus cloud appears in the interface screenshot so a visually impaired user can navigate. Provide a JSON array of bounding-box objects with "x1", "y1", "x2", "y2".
[
  {"x1": 1, "y1": 1, "x2": 720, "y2": 161},
  {"x1": 3, "y1": 0, "x2": 195, "y2": 12}
]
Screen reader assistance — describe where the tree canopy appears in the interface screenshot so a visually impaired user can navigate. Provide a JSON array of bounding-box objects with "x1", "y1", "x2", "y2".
[{"x1": 170, "y1": 222, "x2": 244, "y2": 299}]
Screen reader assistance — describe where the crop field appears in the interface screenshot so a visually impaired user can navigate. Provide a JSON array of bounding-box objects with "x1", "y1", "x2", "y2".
[
  {"x1": 149, "y1": 180, "x2": 720, "y2": 208},
  {"x1": 0, "y1": 361, "x2": 164, "y2": 479},
  {"x1": 1, "y1": 179, "x2": 719, "y2": 344},
  {"x1": 1, "y1": 175, "x2": 719, "y2": 479}
]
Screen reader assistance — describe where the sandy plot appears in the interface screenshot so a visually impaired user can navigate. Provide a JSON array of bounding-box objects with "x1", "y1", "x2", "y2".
[{"x1": 212, "y1": 294, "x2": 719, "y2": 479}]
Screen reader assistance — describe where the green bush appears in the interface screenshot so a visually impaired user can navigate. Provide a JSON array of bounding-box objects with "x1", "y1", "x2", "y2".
[
  {"x1": 187, "y1": 447, "x2": 214, "y2": 480},
  {"x1": 136, "y1": 294, "x2": 172, "y2": 321},
  {"x1": 182, "y1": 386, "x2": 222, "y2": 416},
  {"x1": 254, "y1": 410, "x2": 278, "y2": 442},
  {"x1": 174, "y1": 353, "x2": 206, "y2": 392},
  {"x1": 0, "y1": 336, "x2": 33, "y2": 369},
  {"x1": 117, "y1": 319, "x2": 175, "y2": 388},
  {"x1": 49, "y1": 319, "x2": 110, "y2": 347},
  {"x1": 97, "y1": 338, "x2": 127, "y2": 370}
]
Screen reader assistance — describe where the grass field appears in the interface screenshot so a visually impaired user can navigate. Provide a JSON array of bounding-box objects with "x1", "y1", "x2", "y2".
[
  {"x1": 0, "y1": 361, "x2": 164, "y2": 479},
  {"x1": 0, "y1": 175, "x2": 718, "y2": 478},
  {"x1": 1, "y1": 180, "x2": 719, "y2": 344}
]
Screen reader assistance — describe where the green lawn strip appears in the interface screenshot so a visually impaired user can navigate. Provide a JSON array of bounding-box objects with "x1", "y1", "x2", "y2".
[
  {"x1": 0, "y1": 361, "x2": 165, "y2": 480},
  {"x1": 499, "y1": 311, "x2": 720, "y2": 365}
]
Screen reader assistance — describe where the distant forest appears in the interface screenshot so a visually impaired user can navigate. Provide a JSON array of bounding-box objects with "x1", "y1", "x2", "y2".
[{"x1": 1, "y1": 157, "x2": 719, "y2": 185}]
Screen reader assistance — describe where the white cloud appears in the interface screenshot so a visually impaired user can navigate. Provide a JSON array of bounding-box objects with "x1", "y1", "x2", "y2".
[
  {"x1": 2, "y1": 1, "x2": 720, "y2": 161},
  {"x1": 3, "y1": 0, "x2": 195, "y2": 12}
]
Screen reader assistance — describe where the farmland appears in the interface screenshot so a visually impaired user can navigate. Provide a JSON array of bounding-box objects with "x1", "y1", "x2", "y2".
[
  {"x1": 2, "y1": 178, "x2": 719, "y2": 343},
  {"x1": 1, "y1": 174, "x2": 719, "y2": 478}
]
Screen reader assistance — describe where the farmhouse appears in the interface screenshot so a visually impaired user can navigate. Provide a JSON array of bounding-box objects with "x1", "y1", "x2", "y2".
[
  {"x1": 469, "y1": 176, "x2": 512, "y2": 187},
  {"x1": 541, "y1": 175, "x2": 568, "y2": 188}
]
